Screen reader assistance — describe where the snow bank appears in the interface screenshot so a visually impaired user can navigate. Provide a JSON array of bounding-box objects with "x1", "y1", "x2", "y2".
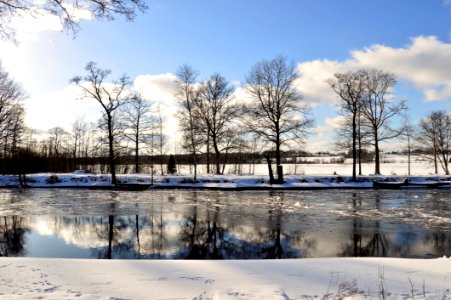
[
  {"x1": 1, "y1": 173, "x2": 450, "y2": 190},
  {"x1": 0, "y1": 257, "x2": 449, "y2": 299}
]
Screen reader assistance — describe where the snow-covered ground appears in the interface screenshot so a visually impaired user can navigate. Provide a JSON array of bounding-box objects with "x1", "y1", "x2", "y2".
[
  {"x1": 0, "y1": 257, "x2": 450, "y2": 299},
  {"x1": 0, "y1": 172, "x2": 449, "y2": 189}
]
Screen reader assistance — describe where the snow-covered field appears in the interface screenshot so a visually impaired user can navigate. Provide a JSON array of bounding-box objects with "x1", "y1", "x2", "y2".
[{"x1": 0, "y1": 257, "x2": 450, "y2": 299}]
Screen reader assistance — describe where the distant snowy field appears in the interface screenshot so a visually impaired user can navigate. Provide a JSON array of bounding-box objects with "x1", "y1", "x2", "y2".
[{"x1": 176, "y1": 155, "x2": 441, "y2": 176}]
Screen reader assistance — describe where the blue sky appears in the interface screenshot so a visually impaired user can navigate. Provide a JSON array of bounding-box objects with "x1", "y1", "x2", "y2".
[{"x1": 1, "y1": 0, "x2": 450, "y2": 151}]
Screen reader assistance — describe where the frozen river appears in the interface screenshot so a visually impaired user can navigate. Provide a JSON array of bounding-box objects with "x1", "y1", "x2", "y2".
[{"x1": 0, "y1": 188, "x2": 449, "y2": 259}]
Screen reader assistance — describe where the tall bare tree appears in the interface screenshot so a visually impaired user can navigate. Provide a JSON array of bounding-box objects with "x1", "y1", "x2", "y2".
[
  {"x1": 121, "y1": 92, "x2": 154, "y2": 173},
  {"x1": 360, "y1": 69, "x2": 406, "y2": 175},
  {"x1": 174, "y1": 64, "x2": 202, "y2": 181},
  {"x1": 47, "y1": 126, "x2": 67, "y2": 158},
  {"x1": 155, "y1": 103, "x2": 166, "y2": 175},
  {"x1": 71, "y1": 61, "x2": 130, "y2": 184},
  {"x1": 417, "y1": 110, "x2": 450, "y2": 175},
  {"x1": 328, "y1": 70, "x2": 366, "y2": 181},
  {"x1": 245, "y1": 56, "x2": 312, "y2": 183},
  {"x1": 0, "y1": 63, "x2": 26, "y2": 177},
  {"x1": 334, "y1": 113, "x2": 372, "y2": 175},
  {"x1": 0, "y1": 0, "x2": 148, "y2": 41},
  {"x1": 198, "y1": 73, "x2": 240, "y2": 175}
]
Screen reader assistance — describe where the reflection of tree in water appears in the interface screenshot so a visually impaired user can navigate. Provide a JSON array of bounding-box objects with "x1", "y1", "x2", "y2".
[
  {"x1": 179, "y1": 192, "x2": 226, "y2": 259},
  {"x1": 423, "y1": 231, "x2": 451, "y2": 257},
  {"x1": 0, "y1": 216, "x2": 28, "y2": 256},
  {"x1": 177, "y1": 191, "x2": 301, "y2": 259},
  {"x1": 341, "y1": 193, "x2": 390, "y2": 257},
  {"x1": 259, "y1": 192, "x2": 298, "y2": 259},
  {"x1": 91, "y1": 202, "x2": 135, "y2": 259}
]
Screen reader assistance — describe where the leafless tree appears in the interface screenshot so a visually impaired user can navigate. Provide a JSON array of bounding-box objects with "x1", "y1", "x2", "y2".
[
  {"x1": 47, "y1": 126, "x2": 67, "y2": 158},
  {"x1": 198, "y1": 73, "x2": 240, "y2": 175},
  {"x1": 155, "y1": 103, "x2": 166, "y2": 175},
  {"x1": 328, "y1": 70, "x2": 366, "y2": 181},
  {"x1": 400, "y1": 116, "x2": 416, "y2": 176},
  {"x1": 360, "y1": 69, "x2": 406, "y2": 175},
  {"x1": 334, "y1": 113, "x2": 372, "y2": 175},
  {"x1": 69, "y1": 117, "x2": 89, "y2": 158},
  {"x1": 245, "y1": 56, "x2": 312, "y2": 183},
  {"x1": 417, "y1": 110, "x2": 450, "y2": 175},
  {"x1": 121, "y1": 92, "x2": 154, "y2": 173},
  {"x1": 0, "y1": 63, "x2": 26, "y2": 145},
  {"x1": 174, "y1": 64, "x2": 202, "y2": 181},
  {"x1": 0, "y1": 0, "x2": 148, "y2": 42},
  {"x1": 71, "y1": 61, "x2": 130, "y2": 184},
  {"x1": 0, "y1": 63, "x2": 26, "y2": 166}
]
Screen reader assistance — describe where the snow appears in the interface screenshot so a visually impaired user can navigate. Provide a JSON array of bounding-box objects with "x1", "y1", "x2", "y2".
[
  {"x1": 0, "y1": 257, "x2": 449, "y2": 299},
  {"x1": 0, "y1": 172, "x2": 449, "y2": 190}
]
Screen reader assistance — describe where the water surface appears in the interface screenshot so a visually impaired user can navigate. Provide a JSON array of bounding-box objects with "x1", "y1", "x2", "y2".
[{"x1": 0, "y1": 189, "x2": 449, "y2": 259}]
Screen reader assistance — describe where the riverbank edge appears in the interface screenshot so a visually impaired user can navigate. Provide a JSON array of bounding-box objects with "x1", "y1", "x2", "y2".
[{"x1": 0, "y1": 173, "x2": 450, "y2": 190}]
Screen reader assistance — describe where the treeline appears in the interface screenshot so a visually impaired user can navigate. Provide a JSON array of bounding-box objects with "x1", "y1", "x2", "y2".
[{"x1": 1, "y1": 58, "x2": 450, "y2": 183}]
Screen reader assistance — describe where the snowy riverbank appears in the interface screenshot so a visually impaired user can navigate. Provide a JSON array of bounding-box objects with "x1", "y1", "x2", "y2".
[
  {"x1": 0, "y1": 257, "x2": 450, "y2": 299},
  {"x1": 0, "y1": 172, "x2": 450, "y2": 190}
]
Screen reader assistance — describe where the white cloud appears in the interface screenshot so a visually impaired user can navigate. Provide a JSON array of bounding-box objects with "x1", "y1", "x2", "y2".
[
  {"x1": 296, "y1": 36, "x2": 451, "y2": 104},
  {"x1": 24, "y1": 85, "x2": 101, "y2": 131},
  {"x1": 133, "y1": 73, "x2": 181, "y2": 146}
]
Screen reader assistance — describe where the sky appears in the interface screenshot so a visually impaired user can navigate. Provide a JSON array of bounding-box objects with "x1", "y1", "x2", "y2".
[{"x1": 1, "y1": 0, "x2": 450, "y2": 152}]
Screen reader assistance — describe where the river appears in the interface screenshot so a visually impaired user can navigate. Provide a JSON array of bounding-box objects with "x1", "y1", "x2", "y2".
[{"x1": 0, "y1": 188, "x2": 449, "y2": 259}]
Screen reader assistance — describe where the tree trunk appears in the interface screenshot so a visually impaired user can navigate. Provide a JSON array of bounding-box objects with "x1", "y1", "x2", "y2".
[
  {"x1": 275, "y1": 130, "x2": 283, "y2": 183},
  {"x1": 134, "y1": 133, "x2": 139, "y2": 173},
  {"x1": 433, "y1": 146, "x2": 438, "y2": 174},
  {"x1": 206, "y1": 136, "x2": 210, "y2": 174},
  {"x1": 351, "y1": 113, "x2": 357, "y2": 181},
  {"x1": 212, "y1": 138, "x2": 221, "y2": 175},
  {"x1": 107, "y1": 114, "x2": 117, "y2": 185},
  {"x1": 277, "y1": 165, "x2": 284, "y2": 183},
  {"x1": 265, "y1": 154, "x2": 275, "y2": 184},
  {"x1": 374, "y1": 129, "x2": 380, "y2": 175}
]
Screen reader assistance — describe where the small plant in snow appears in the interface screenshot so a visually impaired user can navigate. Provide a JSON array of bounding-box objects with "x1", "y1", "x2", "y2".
[{"x1": 379, "y1": 266, "x2": 386, "y2": 300}]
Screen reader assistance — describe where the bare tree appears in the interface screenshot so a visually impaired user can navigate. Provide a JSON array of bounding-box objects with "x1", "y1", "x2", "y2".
[
  {"x1": 0, "y1": 0, "x2": 148, "y2": 42},
  {"x1": 47, "y1": 126, "x2": 67, "y2": 158},
  {"x1": 71, "y1": 61, "x2": 130, "y2": 184},
  {"x1": 121, "y1": 92, "x2": 154, "y2": 173},
  {"x1": 245, "y1": 56, "x2": 312, "y2": 183},
  {"x1": 360, "y1": 69, "x2": 406, "y2": 175},
  {"x1": 417, "y1": 110, "x2": 450, "y2": 175},
  {"x1": 400, "y1": 116, "x2": 416, "y2": 176},
  {"x1": 155, "y1": 103, "x2": 166, "y2": 175},
  {"x1": 0, "y1": 63, "x2": 26, "y2": 179},
  {"x1": 174, "y1": 64, "x2": 202, "y2": 181},
  {"x1": 197, "y1": 73, "x2": 240, "y2": 175},
  {"x1": 334, "y1": 113, "x2": 372, "y2": 175},
  {"x1": 328, "y1": 70, "x2": 366, "y2": 181},
  {"x1": 0, "y1": 63, "x2": 26, "y2": 145}
]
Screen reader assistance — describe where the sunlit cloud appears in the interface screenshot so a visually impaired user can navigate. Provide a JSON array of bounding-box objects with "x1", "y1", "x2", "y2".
[{"x1": 296, "y1": 36, "x2": 451, "y2": 104}]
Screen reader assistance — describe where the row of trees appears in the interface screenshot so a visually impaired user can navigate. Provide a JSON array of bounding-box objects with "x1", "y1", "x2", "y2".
[
  {"x1": 328, "y1": 69, "x2": 450, "y2": 178},
  {"x1": 0, "y1": 59, "x2": 450, "y2": 184},
  {"x1": 175, "y1": 57, "x2": 313, "y2": 184}
]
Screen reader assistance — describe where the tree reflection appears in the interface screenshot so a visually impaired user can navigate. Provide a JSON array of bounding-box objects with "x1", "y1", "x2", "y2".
[
  {"x1": 341, "y1": 193, "x2": 389, "y2": 257},
  {"x1": 0, "y1": 216, "x2": 28, "y2": 256},
  {"x1": 179, "y1": 192, "x2": 227, "y2": 259}
]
